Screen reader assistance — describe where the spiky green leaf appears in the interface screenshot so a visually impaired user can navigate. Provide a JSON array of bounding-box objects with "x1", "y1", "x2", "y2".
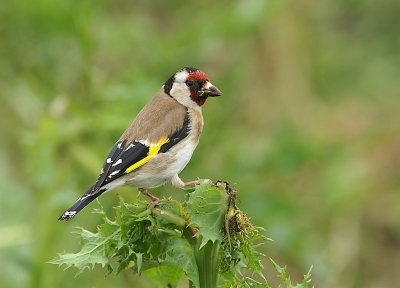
[
  {"x1": 49, "y1": 215, "x2": 120, "y2": 276},
  {"x1": 187, "y1": 179, "x2": 229, "y2": 248}
]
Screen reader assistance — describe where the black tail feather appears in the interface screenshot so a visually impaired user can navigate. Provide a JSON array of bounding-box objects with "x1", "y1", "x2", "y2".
[{"x1": 58, "y1": 186, "x2": 107, "y2": 221}]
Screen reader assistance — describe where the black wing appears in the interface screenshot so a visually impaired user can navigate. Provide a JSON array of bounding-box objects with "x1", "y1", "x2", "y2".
[
  {"x1": 91, "y1": 111, "x2": 191, "y2": 192},
  {"x1": 90, "y1": 139, "x2": 149, "y2": 193},
  {"x1": 58, "y1": 112, "x2": 191, "y2": 221}
]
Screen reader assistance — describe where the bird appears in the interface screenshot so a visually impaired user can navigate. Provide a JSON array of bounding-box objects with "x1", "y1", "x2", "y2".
[{"x1": 58, "y1": 66, "x2": 222, "y2": 221}]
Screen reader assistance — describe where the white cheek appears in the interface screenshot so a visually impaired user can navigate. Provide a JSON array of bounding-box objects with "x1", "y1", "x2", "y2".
[
  {"x1": 170, "y1": 83, "x2": 194, "y2": 107},
  {"x1": 170, "y1": 83, "x2": 189, "y2": 98}
]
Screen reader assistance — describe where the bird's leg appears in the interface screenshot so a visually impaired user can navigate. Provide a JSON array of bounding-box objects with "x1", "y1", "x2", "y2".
[
  {"x1": 182, "y1": 180, "x2": 201, "y2": 187},
  {"x1": 171, "y1": 174, "x2": 213, "y2": 189},
  {"x1": 138, "y1": 188, "x2": 159, "y2": 209}
]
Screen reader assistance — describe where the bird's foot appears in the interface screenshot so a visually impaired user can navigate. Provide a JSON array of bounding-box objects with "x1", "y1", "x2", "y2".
[{"x1": 138, "y1": 188, "x2": 159, "y2": 210}]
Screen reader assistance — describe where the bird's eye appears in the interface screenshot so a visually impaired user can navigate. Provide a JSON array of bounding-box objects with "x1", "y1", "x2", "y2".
[{"x1": 186, "y1": 80, "x2": 194, "y2": 87}]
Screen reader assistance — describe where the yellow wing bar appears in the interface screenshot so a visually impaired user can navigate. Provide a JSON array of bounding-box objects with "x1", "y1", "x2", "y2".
[{"x1": 125, "y1": 137, "x2": 169, "y2": 173}]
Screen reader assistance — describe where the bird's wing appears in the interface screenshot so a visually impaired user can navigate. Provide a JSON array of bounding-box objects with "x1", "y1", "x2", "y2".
[{"x1": 88, "y1": 111, "x2": 191, "y2": 194}]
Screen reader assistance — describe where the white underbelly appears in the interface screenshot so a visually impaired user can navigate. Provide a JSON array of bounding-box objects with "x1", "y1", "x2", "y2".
[{"x1": 124, "y1": 136, "x2": 199, "y2": 189}]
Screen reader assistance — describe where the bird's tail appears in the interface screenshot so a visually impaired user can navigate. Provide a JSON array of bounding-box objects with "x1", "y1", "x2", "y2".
[{"x1": 58, "y1": 186, "x2": 107, "y2": 221}]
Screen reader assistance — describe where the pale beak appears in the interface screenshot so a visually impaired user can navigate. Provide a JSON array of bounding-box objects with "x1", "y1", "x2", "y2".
[{"x1": 200, "y1": 83, "x2": 222, "y2": 97}]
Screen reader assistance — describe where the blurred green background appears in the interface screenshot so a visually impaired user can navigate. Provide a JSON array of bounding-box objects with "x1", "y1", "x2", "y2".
[{"x1": 1, "y1": 0, "x2": 399, "y2": 287}]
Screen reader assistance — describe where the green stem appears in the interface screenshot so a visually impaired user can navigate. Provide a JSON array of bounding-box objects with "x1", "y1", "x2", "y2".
[
  {"x1": 151, "y1": 208, "x2": 187, "y2": 227},
  {"x1": 194, "y1": 237, "x2": 220, "y2": 288},
  {"x1": 138, "y1": 207, "x2": 197, "y2": 246},
  {"x1": 137, "y1": 206, "x2": 220, "y2": 287}
]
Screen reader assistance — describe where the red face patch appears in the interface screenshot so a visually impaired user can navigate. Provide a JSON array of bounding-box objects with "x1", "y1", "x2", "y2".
[
  {"x1": 187, "y1": 71, "x2": 209, "y2": 82},
  {"x1": 190, "y1": 91, "x2": 207, "y2": 106}
]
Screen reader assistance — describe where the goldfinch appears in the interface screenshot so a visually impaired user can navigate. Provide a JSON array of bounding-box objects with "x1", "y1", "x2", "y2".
[{"x1": 58, "y1": 67, "x2": 222, "y2": 221}]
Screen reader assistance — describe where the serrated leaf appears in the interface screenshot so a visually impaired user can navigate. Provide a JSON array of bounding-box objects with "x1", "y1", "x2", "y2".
[
  {"x1": 113, "y1": 197, "x2": 199, "y2": 285},
  {"x1": 187, "y1": 179, "x2": 229, "y2": 248},
  {"x1": 130, "y1": 233, "x2": 200, "y2": 287},
  {"x1": 270, "y1": 258, "x2": 284, "y2": 274},
  {"x1": 270, "y1": 258, "x2": 313, "y2": 288},
  {"x1": 162, "y1": 235, "x2": 200, "y2": 287},
  {"x1": 240, "y1": 233, "x2": 266, "y2": 281},
  {"x1": 292, "y1": 265, "x2": 313, "y2": 288},
  {"x1": 52, "y1": 184, "x2": 313, "y2": 288},
  {"x1": 115, "y1": 196, "x2": 149, "y2": 239},
  {"x1": 49, "y1": 222, "x2": 120, "y2": 275},
  {"x1": 115, "y1": 202, "x2": 164, "y2": 274},
  {"x1": 112, "y1": 242, "x2": 135, "y2": 274}
]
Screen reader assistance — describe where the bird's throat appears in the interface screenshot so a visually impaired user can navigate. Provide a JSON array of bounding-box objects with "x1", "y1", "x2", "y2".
[{"x1": 190, "y1": 91, "x2": 207, "y2": 106}]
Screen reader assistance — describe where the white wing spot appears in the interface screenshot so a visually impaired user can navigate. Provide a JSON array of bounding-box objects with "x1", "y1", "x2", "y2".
[
  {"x1": 65, "y1": 211, "x2": 77, "y2": 217},
  {"x1": 79, "y1": 195, "x2": 89, "y2": 201},
  {"x1": 125, "y1": 143, "x2": 135, "y2": 150},
  {"x1": 138, "y1": 140, "x2": 150, "y2": 146},
  {"x1": 106, "y1": 158, "x2": 112, "y2": 163},
  {"x1": 108, "y1": 170, "x2": 120, "y2": 178},
  {"x1": 112, "y1": 159, "x2": 122, "y2": 166}
]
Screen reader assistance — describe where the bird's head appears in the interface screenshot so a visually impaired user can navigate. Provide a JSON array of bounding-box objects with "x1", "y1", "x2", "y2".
[{"x1": 164, "y1": 67, "x2": 222, "y2": 108}]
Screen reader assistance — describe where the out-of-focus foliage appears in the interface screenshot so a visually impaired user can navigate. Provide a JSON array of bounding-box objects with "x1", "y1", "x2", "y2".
[{"x1": 0, "y1": 0, "x2": 399, "y2": 287}]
